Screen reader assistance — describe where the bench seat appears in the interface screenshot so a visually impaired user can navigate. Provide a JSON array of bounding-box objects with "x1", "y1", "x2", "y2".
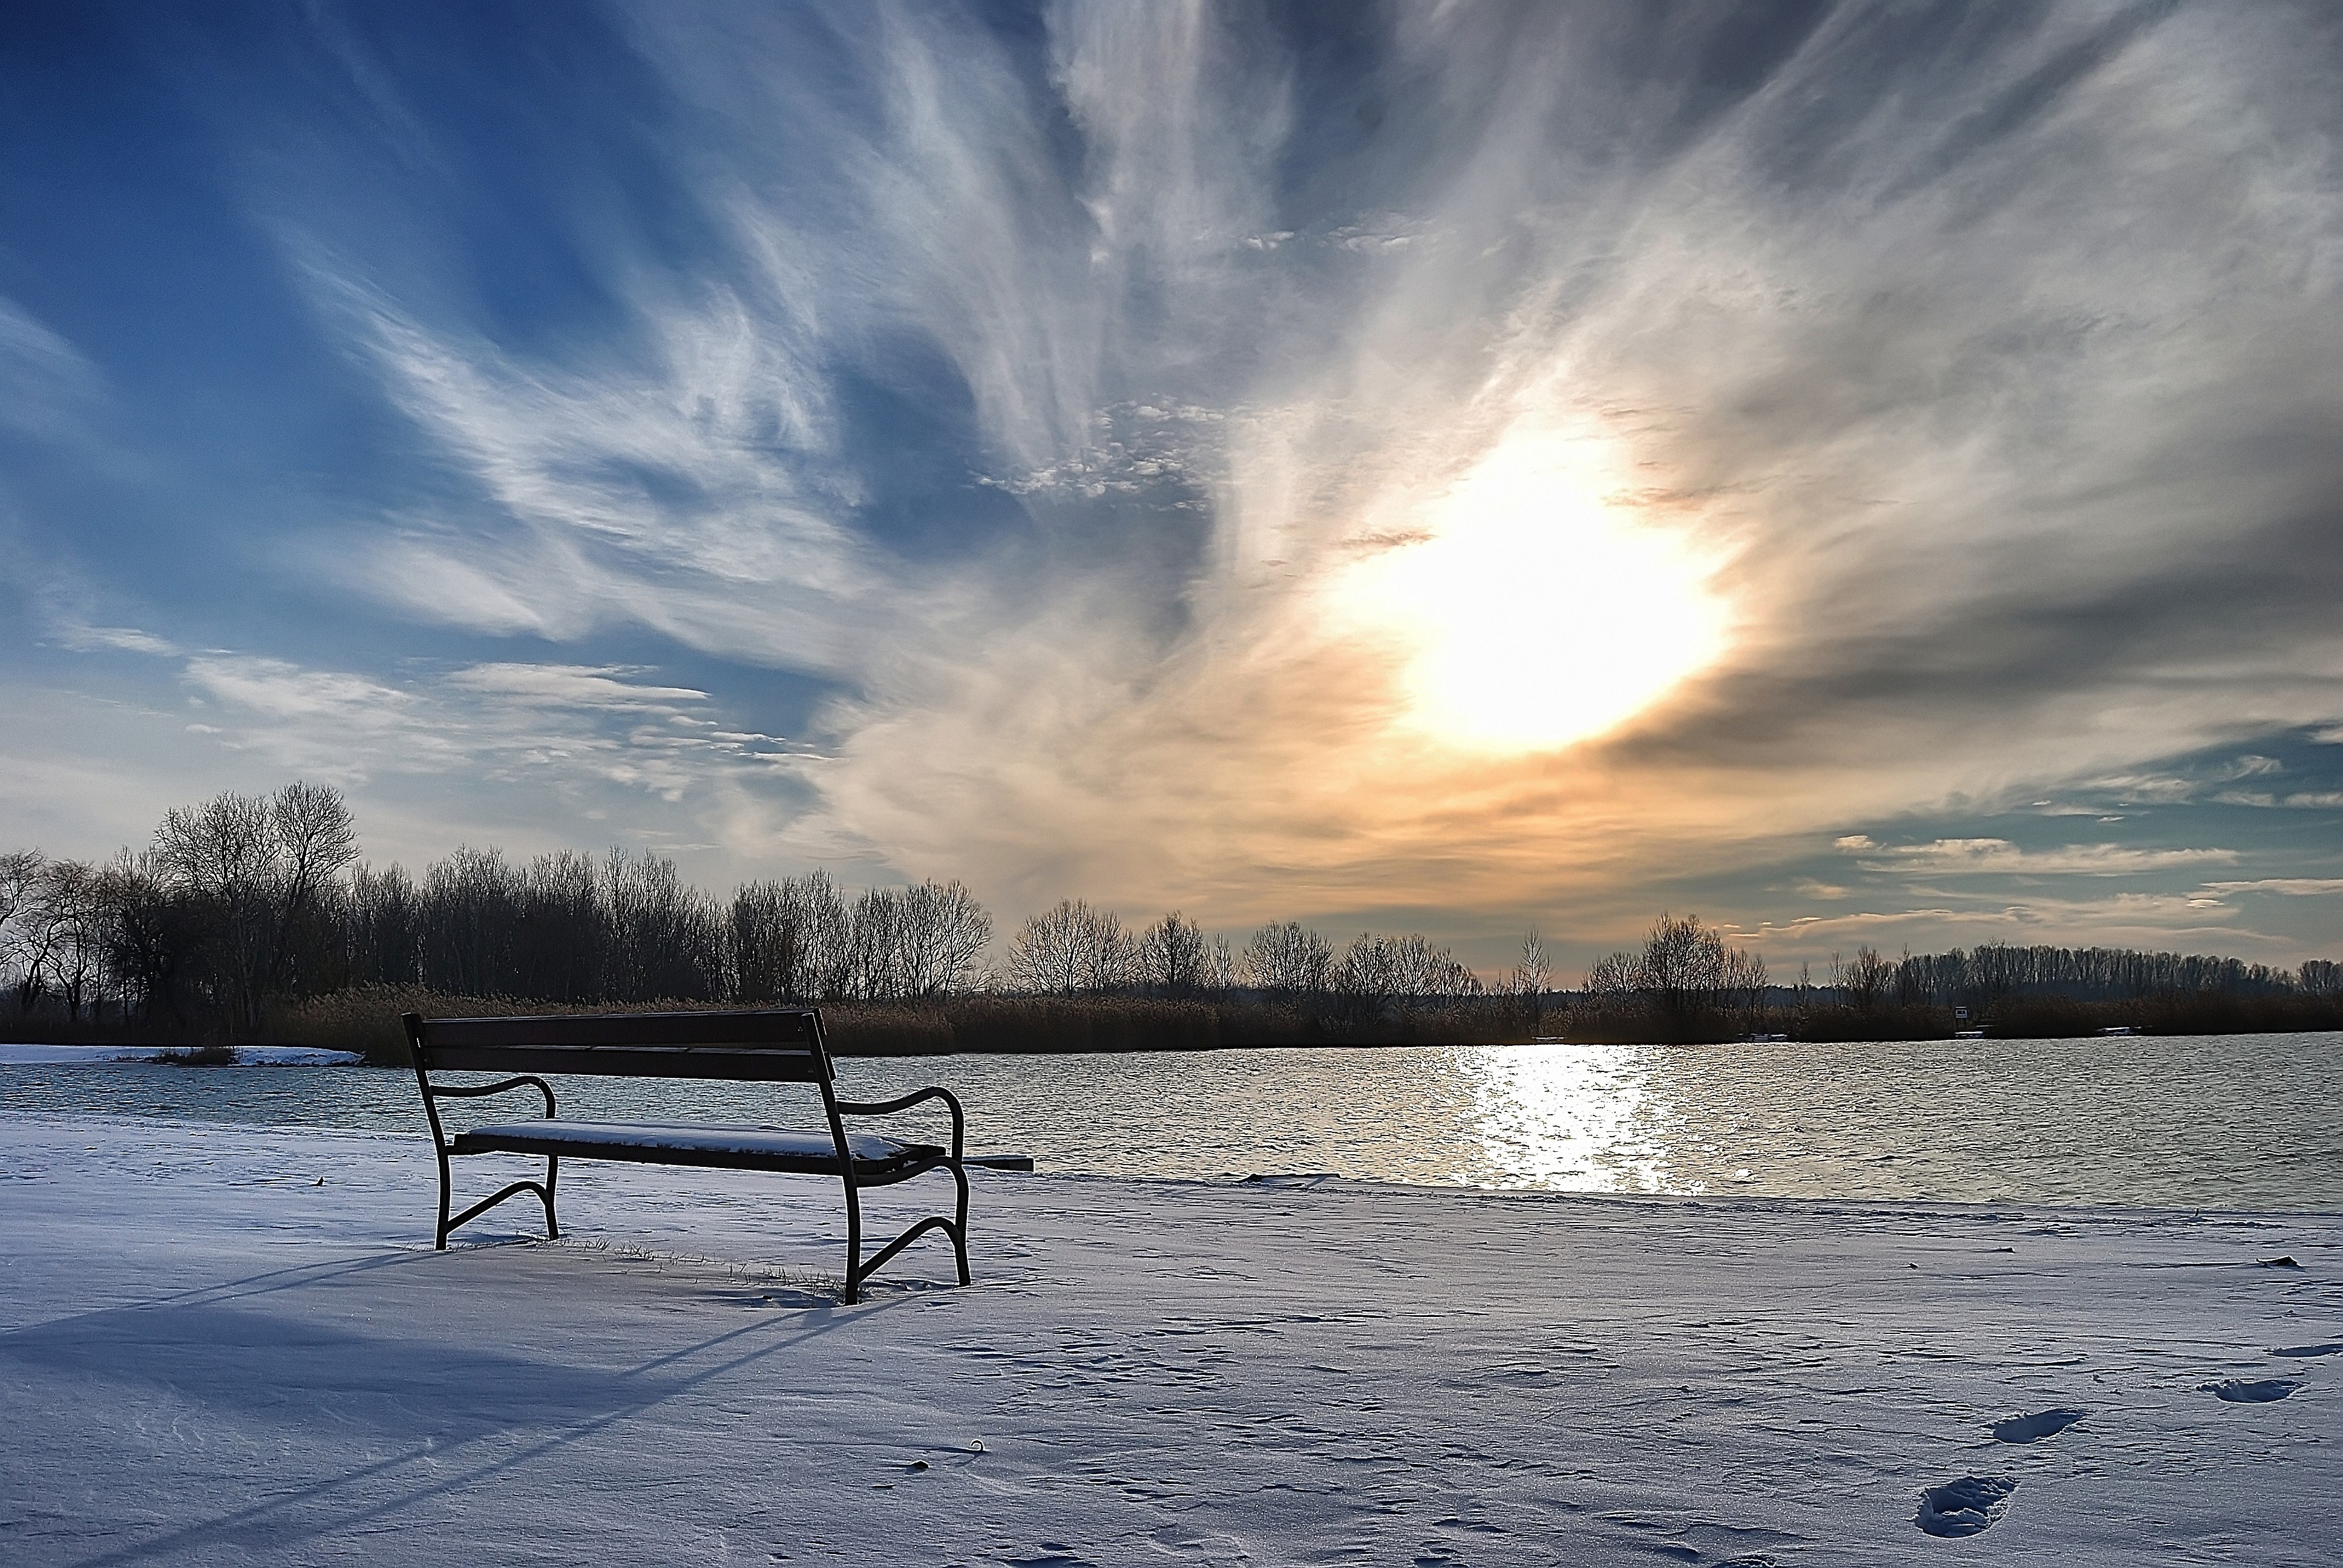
[{"x1": 455, "y1": 1119, "x2": 944, "y2": 1177}]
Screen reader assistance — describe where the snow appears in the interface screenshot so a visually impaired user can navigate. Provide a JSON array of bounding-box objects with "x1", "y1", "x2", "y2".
[
  {"x1": 1, "y1": 1112, "x2": 2335, "y2": 1566},
  {"x1": 459, "y1": 1119, "x2": 925, "y2": 1163},
  {"x1": 0, "y1": 1044, "x2": 364, "y2": 1067}
]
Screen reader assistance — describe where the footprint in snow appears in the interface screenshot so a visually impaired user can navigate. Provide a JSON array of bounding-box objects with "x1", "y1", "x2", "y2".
[
  {"x1": 2205, "y1": 1378, "x2": 2298, "y2": 1403},
  {"x1": 1916, "y1": 1476, "x2": 2018, "y2": 1538},
  {"x1": 1989, "y1": 1408, "x2": 2084, "y2": 1443}
]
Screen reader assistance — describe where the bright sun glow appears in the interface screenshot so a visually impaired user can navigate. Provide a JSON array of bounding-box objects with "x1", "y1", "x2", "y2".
[{"x1": 1340, "y1": 424, "x2": 1729, "y2": 753}]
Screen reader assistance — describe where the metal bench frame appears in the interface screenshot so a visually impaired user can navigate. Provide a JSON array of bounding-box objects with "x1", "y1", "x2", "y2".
[{"x1": 402, "y1": 1008, "x2": 969, "y2": 1302}]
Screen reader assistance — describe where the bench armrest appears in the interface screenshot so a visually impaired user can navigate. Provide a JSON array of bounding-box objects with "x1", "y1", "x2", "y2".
[
  {"x1": 425, "y1": 1075, "x2": 558, "y2": 1117},
  {"x1": 834, "y1": 1086, "x2": 964, "y2": 1161}
]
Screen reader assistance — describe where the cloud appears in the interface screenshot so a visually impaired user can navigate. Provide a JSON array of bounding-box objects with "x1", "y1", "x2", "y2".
[
  {"x1": 0, "y1": 296, "x2": 101, "y2": 440},
  {"x1": 223, "y1": 4, "x2": 2343, "y2": 928},
  {"x1": 2200, "y1": 878, "x2": 2343, "y2": 897},
  {"x1": 56, "y1": 624, "x2": 179, "y2": 658},
  {"x1": 1852, "y1": 838, "x2": 2240, "y2": 875},
  {"x1": 445, "y1": 664, "x2": 709, "y2": 710},
  {"x1": 1737, "y1": 888, "x2": 2261, "y2": 954},
  {"x1": 2213, "y1": 789, "x2": 2343, "y2": 809},
  {"x1": 170, "y1": 653, "x2": 802, "y2": 814}
]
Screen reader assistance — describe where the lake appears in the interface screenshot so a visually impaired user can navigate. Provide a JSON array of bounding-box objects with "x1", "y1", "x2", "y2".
[{"x1": 4, "y1": 1031, "x2": 2338, "y2": 1210}]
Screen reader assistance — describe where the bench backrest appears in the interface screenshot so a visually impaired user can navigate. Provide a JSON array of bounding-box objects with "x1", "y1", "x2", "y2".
[{"x1": 404, "y1": 1008, "x2": 833, "y2": 1083}]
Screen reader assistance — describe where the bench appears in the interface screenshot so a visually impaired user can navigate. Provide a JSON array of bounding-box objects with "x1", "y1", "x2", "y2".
[{"x1": 402, "y1": 1008, "x2": 969, "y2": 1301}]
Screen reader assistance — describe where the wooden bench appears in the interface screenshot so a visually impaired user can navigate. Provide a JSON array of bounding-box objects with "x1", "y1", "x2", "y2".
[{"x1": 402, "y1": 1008, "x2": 969, "y2": 1301}]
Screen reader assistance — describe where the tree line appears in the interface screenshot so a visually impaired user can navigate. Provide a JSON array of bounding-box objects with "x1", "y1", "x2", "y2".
[
  {"x1": 1572, "y1": 920, "x2": 2342, "y2": 1040},
  {"x1": 4, "y1": 782, "x2": 2336, "y2": 1045},
  {"x1": 0, "y1": 783, "x2": 1489, "y2": 1036}
]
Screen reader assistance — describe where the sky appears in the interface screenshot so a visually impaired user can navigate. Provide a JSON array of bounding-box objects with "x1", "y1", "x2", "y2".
[{"x1": 3, "y1": 0, "x2": 2341, "y2": 976}]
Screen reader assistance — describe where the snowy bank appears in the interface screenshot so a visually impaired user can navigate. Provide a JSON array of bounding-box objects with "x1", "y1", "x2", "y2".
[
  {"x1": 0, "y1": 1044, "x2": 364, "y2": 1067},
  {"x1": 0, "y1": 1113, "x2": 2334, "y2": 1566}
]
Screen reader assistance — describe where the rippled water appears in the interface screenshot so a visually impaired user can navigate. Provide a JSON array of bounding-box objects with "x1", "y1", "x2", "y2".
[{"x1": 5, "y1": 1033, "x2": 2338, "y2": 1209}]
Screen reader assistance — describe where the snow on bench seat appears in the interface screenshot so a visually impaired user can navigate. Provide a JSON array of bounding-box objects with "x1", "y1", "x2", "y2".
[{"x1": 455, "y1": 1119, "x2": 935, "y2": 1171}]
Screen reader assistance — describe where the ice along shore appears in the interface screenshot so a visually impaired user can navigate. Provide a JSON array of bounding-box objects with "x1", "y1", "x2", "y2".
[{"x1": 1, "y1": 1114, "x2": 2333, "y2": 1566}]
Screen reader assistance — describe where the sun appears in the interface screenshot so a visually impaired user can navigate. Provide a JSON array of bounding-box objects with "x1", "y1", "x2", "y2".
[{"x1": 1337, "y1": 423, "x2": 1729, "y2": 753}]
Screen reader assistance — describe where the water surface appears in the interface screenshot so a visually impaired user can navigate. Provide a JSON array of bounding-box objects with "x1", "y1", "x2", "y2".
[{"x1": 4, "y1": 1033, "x2": 2336, "y2": 1209}]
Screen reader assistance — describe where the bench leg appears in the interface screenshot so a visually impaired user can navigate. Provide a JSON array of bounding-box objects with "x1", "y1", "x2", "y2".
[
  {"x1": 433, "y1": 1152, "x2": 560, "y2": 1247},
  {"x1": 842, "y1": 1181, "x2": 863, "y2": 1305},
  {"x1": 843, "y1": 1161, "x2": 972, "y2": 1299},
  {"x1": 951, "y1": 1160, "x2": 971, "y2": 1285}
]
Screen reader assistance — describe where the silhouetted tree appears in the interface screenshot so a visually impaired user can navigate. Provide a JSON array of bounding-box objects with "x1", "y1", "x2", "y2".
[
  {"x1": 1512, "y1": 930, "x2": 1552, "y2": 1033},
  {"x1": 1008, "y1": 900, "x2": 1136, "y2": 993},
  {"x1": 1137, "y1": 912, "x2": 1211, "y2": 996},
  {"x1": 1241, "y1": 921, "x2": 1332, "y2": 995},
  {"x1": 148, "y1": 782, "x2": 358, "y2": 1030}
]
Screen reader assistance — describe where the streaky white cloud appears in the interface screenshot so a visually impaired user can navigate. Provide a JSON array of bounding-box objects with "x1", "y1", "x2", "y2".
[
  {"x1": 446, "y1": 663, "x2": 709, "y2": 709},
  {"x1": 170, "y1": 653, "x2": 805, "y2": 824},
  {"x1": 2201, "y1": 878, "x2": 2343, "y2": 897},
  {"x1": 56, "y1": 624, "x2": 179, "y2": 657},
  {"x1": 0, "y1": 296, "x2": 101, "y2": 440},
  {"x1": 1743, "y1": 888, "x2": 2267, "y2": 955},
  {"x1": 296, "y1": 256, "x2": 875, "y2": 669},
  {"x1": 1853, "y1": 838, "x2": 2240, "y2": 876},
  {"x1": 2213, "y1": 789, "x2": 2343, "y2": 809}
]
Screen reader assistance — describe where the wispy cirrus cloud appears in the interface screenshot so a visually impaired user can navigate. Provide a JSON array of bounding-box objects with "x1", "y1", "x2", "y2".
[
  {"x1": 173, "y1": 654, "x2": 798, "y2": 814},
  {"x1": 0, "y1": 296, "x2": 102, "y2": 441},
  {"x1": 57, "y1": 624, "x2": 179, "y2": 658},
  {"x1": 264, "y1": 3, "x2": 2343, "y2": 931},
  {"x1": 14, "y1": 3, "x2": 2342, "y2": 962},
  {"x1": 1847, "y1": 838, "x2": 2241, "y2": 877}
]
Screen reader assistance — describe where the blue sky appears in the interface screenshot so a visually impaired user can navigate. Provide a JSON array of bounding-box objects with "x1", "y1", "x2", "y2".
[{"x1": 4, "y1": 1, "x2": 2340, "y2": 975}]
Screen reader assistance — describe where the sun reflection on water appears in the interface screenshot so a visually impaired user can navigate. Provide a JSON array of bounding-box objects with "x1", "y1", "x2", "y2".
[{"x1": 1457, "y1": 1041, "x2": 1680, "y2": 1194}]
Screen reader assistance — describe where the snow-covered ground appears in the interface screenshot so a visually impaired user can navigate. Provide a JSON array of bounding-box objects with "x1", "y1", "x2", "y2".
[
  {"x1": 0, "y1": 1044, "x2": 364, "y2": 1066},
  {"x1": 1, "y1": 1113, "x2": 2334, "y2": 1566}
]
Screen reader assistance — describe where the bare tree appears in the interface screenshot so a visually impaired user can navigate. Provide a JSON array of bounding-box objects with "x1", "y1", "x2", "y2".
[
  {"x1": 1512, "y1": 930, "x2": 1552, "y2": 1033},
  {"x1": 1582, "y1": 949, "x2": 1637, "y2": 1002},
  {"x1": 1137, "y1": 912, "x2": 1210, "y2": 996},
  {"x1": 729, "y1": 878, "x2": 802, "y2": 1002},
  {"x1": 1578, "y1": 915, "x2": 1766, "y2": 1039},
  {"x1": 899, "y1": 879, "x2": 991, "y2": 996},
  {"x1": 516, "y1": 851, "x2": 605, "y2": 1002},
  {"x1": 1, "y1": 849, "x2": 51, "y2": 1015},
  {"x1": 34, "y1": 859, "x2": 103, "y2": 1021},
  {"x1": 100, "y1": 851, "x2": 204, "y2": 1025},
  {"x1": 1204, "y1": 932, "x2": 1239, "y2": 995},
  {"x1": 1008, "y1": 900, "x2": 1136, "y2": 994},
  {"x1": 149, "y1": 782, "x2": 358, "y2": 1030},
  {"x1": 421, "y1": 846, "x2": 521, "y2": 998},
  {"x1": 846, "y1": 886, "x2": 909, "y2": 999},
  {"x1": 1332, "y1": 931, "x2": 1479, "y2": 1022},
  {"x1": 1835, "y1": 944, "x2": 1893, "y2": 1014},
  {"x1": 604, "y1": 849, "x2": 722, "y2": 1002},
  {"x1": 1241, "y1": 921, "x2": 1332, "y2": 995},
  {"x1": 728, "y1": 869, "x2": 859, "y2": 1002},
  {"x1": 349, "y1": 862, "x2": 424, "y2": 988}
]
